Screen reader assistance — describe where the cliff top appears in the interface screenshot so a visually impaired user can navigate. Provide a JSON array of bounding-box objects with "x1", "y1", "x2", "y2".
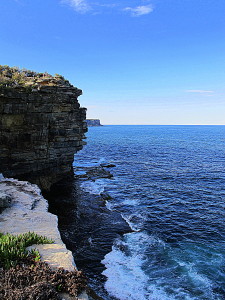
[{"x1": 0, "y1": 65, "x2": 74, "y2": 90}]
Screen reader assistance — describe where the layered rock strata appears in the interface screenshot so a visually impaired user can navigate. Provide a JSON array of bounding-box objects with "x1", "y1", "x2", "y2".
[{"x1": 0, "y1": 83, "x2": 87, "y2": 190}]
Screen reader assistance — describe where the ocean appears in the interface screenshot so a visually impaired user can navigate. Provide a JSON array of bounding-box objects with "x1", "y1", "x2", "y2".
[{"x1": 48, "y1": 125, "x2": 225, "y2": 300}]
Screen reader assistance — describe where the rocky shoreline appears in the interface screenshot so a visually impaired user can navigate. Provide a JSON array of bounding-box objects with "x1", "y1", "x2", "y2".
[
  {"x1": 0, "y1": 177, "x2": 88, "y2": 300},
  {"x1": 45, "y1": 165, "x2": 132, "y2": 299},
  {"x1": 0, "y1": 67, "x2": 99, "y2": 299}
]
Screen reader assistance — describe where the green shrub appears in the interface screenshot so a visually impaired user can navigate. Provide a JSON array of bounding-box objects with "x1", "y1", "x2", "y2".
[
  {"x1": 0, "y1": 232, "x2": 54, "y2": 269},
  {"x1": 0, "y1": 65, "x2": 70, "y2": 89}
]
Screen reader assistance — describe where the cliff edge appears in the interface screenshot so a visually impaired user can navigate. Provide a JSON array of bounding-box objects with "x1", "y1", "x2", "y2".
[
  {"x1": 0, "y1": 66, "x2": 87, "y2": 190},
  {"x1": 0, "y1": 177, "x2": 88, "y2": 300}
]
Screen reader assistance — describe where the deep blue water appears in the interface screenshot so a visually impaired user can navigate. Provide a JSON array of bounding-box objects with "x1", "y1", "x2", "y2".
[{"x1": 74, "y1": 125, "x2": 225, "y2": 300}]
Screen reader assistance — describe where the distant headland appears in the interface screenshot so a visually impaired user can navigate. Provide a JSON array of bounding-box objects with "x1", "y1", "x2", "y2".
[{"x1": 86, "y1": 119, "x2": 102, "y2": 126}]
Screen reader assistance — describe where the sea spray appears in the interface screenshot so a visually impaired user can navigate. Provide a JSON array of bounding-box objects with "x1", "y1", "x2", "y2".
[{"x1": 57, "y1": 125, "x2": 225, "y2": 299}]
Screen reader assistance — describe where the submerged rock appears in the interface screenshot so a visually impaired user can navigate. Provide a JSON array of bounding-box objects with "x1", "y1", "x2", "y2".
[
  {"x1": 86, "y1": 167, "x2": 113, "y2": 180},
  {"x1": 100, "y1": 163, "x2": 116, "y2": 168},
  {"x1": 100, "y1": 192, "x2": 112, "y2": 201},
  {"x1": 75, "y1": 166, "x2": 113, "y2": 181}
]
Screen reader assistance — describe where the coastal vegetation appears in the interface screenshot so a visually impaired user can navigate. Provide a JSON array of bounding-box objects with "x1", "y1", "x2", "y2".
[
  {"x1": 0, "y1": 231, "x2": 53, "y2": 269},
  {"x1": 0, "y1": 232, "x2": 87, "y2": 299},
  {"x1": 0, "y1": 65, "x2": 70, "y2": 89},
  {"x1": 0, "y1": 64, "x2": 88, "y2": 298}
]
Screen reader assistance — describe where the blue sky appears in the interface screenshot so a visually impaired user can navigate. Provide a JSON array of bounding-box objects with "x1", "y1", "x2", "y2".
[{"x1": 1, "y1": 0, "x2": 225, "y2": 124}]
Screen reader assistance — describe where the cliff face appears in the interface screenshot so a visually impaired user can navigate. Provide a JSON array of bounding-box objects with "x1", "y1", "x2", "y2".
[{"x1": 0, "y1": 82, "x2": 87, "y2": 190}]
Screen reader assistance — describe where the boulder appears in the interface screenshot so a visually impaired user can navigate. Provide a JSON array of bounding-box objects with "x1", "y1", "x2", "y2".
[{"x1": 0, "y1": 191, "x2": 11, "y2": 209}]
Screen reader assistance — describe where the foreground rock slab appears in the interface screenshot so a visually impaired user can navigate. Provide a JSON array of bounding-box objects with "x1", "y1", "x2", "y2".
[{"x1": 0, "y1": 178, "x2": 88, "y2": 300}]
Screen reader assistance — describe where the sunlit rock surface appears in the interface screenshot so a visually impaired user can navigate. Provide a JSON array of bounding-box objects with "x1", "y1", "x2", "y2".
[{"x1": 0, "y1": 178, "x2": 88, "y2": 300}]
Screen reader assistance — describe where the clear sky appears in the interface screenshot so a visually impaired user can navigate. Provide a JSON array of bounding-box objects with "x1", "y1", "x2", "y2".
[{"x1": 1, "y1": 0, "x2": 225, "y2": 124}]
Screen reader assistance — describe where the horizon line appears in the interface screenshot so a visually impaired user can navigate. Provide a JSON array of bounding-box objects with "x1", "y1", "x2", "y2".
[{"x1": 98, "y1": 124, "x2": 225, "y2": 126}]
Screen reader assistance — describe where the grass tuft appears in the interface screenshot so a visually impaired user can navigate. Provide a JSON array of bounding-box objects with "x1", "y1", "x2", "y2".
[{"x1": 0, "y1": 232, "x2": 54, "y2": 269}]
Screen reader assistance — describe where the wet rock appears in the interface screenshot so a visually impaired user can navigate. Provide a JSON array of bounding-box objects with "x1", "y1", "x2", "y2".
[
  {"x1": 100, "y1": 163, "x2": 116, "y2": 168},
  {"x1": 75, "y1": 166, "x2": 113, "y2": 181},
  {"x1": 86, "y1": 167, "x2": 113, "y2": 180},
  {"x1": 46, "y1": 178, "x2": 132, "y2": 298},
  {"x1": 0, "y1": 191, "x2": 11, "y2": 209},
  {"x1": 100, "y1": 192, "x2": 112, "y2": 201}
]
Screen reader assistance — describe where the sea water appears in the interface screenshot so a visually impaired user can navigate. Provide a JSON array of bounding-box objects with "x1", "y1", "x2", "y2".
[{"x1": 73, "y1": 125, "x2": 225, "y2": 300}]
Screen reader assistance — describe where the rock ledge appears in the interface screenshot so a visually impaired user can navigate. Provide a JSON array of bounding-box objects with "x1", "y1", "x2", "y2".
[{"x1": 0, "y1": 178, "x2": 88, "y2": 300}]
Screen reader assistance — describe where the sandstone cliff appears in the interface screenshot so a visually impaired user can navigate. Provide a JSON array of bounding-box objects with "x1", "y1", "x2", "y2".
[
  {"x1": 0, "y1": 66, "x2": 87, "y2": 190},
  {"x1": 0, "y1": 178, "x2": 88, "y2": 300}
]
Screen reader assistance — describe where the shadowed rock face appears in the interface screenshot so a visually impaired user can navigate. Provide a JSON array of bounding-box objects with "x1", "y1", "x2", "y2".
[{"x1": 0, "y1": 84, "x2": 87, "y2": 190}]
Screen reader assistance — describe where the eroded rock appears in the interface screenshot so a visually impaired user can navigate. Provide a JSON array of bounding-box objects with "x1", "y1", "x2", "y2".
[
  {"x1": 75, "y1": 166, "x2": 113, "y2": 181},
  {"x1": 0, "y1": 178, "x2": 88, "y2": 299},
  {"x1": 100, "y1": 163, "x2": 116, "y2": 168},
  {"x1": 0, "y1": 191, "x2": 11, "y2": 209},
  {"x1": 0, "y1": 72, "x2": 87, "y2": 191}
]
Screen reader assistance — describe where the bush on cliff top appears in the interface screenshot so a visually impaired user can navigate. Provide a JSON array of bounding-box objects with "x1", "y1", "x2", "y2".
[
  {"x1": 0, "y1": 259, "x2": 87, "y2": 300},
  {"x1": 0, "y1": 65, "x2": 68, "y2": 88},
  {"x1": 0, "y1": 232, "x2": 87, "y2": 299},
  {"x1": 0, "y1": 231, "x2": 53, "y2": 269}
]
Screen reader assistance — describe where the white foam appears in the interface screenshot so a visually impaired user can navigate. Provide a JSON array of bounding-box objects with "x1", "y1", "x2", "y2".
[
  {"x1": 188, "y1": 269, "x2": 212, "y2": 287},
  {"x1": 73, "y1": 160, "x2": 99, "y2": 168},
  {"x1": 102, "y1": 232, "x2": 173, "y2": 300},
  {"x1": 102, "y1": 242, "x2": 148, "y2": 300},
  {"x1": 98, "y1": 157, "x2": 106, "y2": 164},
  {"x1": 88, "y1": 237, "x2": 93, "y2": 246},
  {"x1": 173, "y1": 247, "x2": 215, "y2": 297},
  {"x1": 121, "y1": 214, "x2": 141, "y2": 231},
  {"x1": 80, "y1": 179, "x2": 106, "y2": 195},
  {"x1": 105, "y1": 200, "x2": 113, "y2": 211},
  {"x1": 74, "y1": 157, "x2": 108, "y2": 168},
  {"x1": 121, "y1": 198, "x2": 139, "y2": 206},
  {"x1": 121, "y1": 213, "x2": 148, "y2": 232}
]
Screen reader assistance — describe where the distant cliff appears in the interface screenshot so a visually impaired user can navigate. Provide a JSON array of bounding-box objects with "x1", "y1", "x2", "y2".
[
  {"x1": 0, "y1": 66, "x2": 87, "y2": 190},
  {"x1": 86, "y1": 119, "x2": 102, "y2": 126}
]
